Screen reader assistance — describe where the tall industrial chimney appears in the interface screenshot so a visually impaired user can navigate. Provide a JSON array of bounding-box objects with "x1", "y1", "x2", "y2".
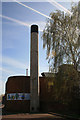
[{"x1": 30, "y1": 25, "x2": 39, "y2": 112}]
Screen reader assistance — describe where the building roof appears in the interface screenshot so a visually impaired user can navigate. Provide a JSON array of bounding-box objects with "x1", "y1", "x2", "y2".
[{"x1": 41, "y1": 72, "x2": 55, "y2": 77}]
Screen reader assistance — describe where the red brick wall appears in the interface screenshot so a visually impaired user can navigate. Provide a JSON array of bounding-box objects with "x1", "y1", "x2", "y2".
[
  {"x1": 5, "y1": 76, "x2": 53, "y2": 112},
  {"x1": 5, "y1": 76, "x2": 30, "y2": 112}
]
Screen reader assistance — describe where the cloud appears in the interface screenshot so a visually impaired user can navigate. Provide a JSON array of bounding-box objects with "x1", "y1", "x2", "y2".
[
  {"x1": 2, "y1": 0, "x2": 47, "y2": 2},
  {"x1": 2, "y1": 19, "x2": 46, "y2": 32},
  {"x1": 47, "y1": 0, "x2": 72, "y2": 15},
  {"x1": 25, "y1": 21, "x2": 46, "y2": 32},
  {"x1": 13, "y1": 0, "x2": 52, "y2": 20},
  {"x1": 0, "y1": 14, "x2": 29, "y2": 27},
  {"x1": 1, "y1": 56, "x2": 27, "y2": 70},
  {"x1": 0, "y1": 66, "x2": 12, "y2": 95},
  {"x1": 0, "y1": 80, "x2": 6, "y2": 95},
  {"x1": 2, "y1": 0, "x2": 80, "y2": 2},
  {"x1": 2, "y1": 21, "x2": 24, "y2": 26},
  {"x1": 40, "y1": 66, "x2": 49, "y2": 72},
  {"x1": 0, "y1": 56, "x2": 29, "y2": 95},
  {"x1": 0, "y1": 67, "x2": 15, "y2": 74}
]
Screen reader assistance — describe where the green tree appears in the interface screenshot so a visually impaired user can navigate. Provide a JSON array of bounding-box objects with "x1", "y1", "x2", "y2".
[{"x1": 42, "y1": 2, "x2": 80, "y2": 72}]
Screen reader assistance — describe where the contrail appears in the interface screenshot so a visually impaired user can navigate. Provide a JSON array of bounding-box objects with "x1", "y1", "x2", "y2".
[
  {"x1": 14, "y1": 0, "x2": 53, "y2": 20},
  {"x1": 47, "y1": 0, "x2": 72, "y2": 15},
  {"x1": 0, "y1": 14, "x2": 29, "y2": 27},
  {"x1": 0, "y1": 14, "x2": 45, "y2": 32}
]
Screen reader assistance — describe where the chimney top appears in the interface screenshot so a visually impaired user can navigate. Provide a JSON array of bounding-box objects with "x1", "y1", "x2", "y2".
[{"x1": 31, "y1": 25, "x2": 38, "y2": 33}]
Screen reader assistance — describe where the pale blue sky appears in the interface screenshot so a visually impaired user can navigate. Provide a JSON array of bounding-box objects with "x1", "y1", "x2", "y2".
[{"x1": 1, "y1": 1, "x2": 77, "y2": 94}]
